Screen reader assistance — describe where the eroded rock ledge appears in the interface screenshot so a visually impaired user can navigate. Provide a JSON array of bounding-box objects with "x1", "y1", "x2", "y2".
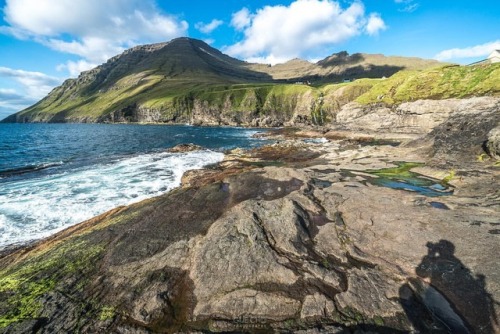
[{"x1": 1, "y1": 98, "x2": 499, "y2": 333}]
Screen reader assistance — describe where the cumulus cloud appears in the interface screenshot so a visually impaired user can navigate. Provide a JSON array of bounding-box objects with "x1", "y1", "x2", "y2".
[
  {"x1": 0, "y1": 88, "x2": 35, "y2": 106},
  {"x1": 0, "y1": 68, "x2": 63, "y2": 115},
  {"x1": 47, "y1": 37, "x2": 123, "y2": 64},
  {"x1": 0, "y1": 88, "x2": 37, "y2": 113},
  {"x1": 366, "y1": 13, "x2": 386, "y2": 35},
  {"x1": 435, "y1": 40, "x2": 500, "y2": 61},
  {"x1": 231, "y1": 8, "x2": 252, "y2": 31},
  {"x1": 1, "y1": 0, "x2": 188, "y2": 76},
  {"x1": 195, "y1": 19, "x2": 223, "y2": 34},
  {"x1": 56, "y1": 60, "x2": 97, "y2": 77},
  {"x1": 0, "y1": 67, "x2": 63, "y2": 99},
  {"x1": 246, "y1": 55, "x2": 294, "y2": 66},
  {"x1": 225, "y1": 0, "x2": 385, "y2": 64}
]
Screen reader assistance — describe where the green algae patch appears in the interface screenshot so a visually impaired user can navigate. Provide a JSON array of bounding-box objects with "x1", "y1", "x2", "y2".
[
  {"x1": 98, "y1": 306, "x2": 116, "y2": 321},
  {"x1": 0, "y1": 240, "x2": 104, "y2": 328},
  {"x1": 441, "y1": 169, "x2": 456, "y2": 184},
  {"x1": 0, "y1": 277, "x2": 55, "y2": 328},
  {"x1": 363, "y1": 162, "x2": 454, "y2": 197},
  {"x1": 367, "y1": 162, "x2": 424, "y2": 179}
]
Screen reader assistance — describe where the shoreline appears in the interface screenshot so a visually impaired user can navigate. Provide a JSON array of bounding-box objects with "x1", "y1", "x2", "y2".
[
  {"x1": 0, "y1": 137, "x2": 309, "y2": 256},
  {"x1": 0, "y1": 142, "x2": 231, "y2": 252}
]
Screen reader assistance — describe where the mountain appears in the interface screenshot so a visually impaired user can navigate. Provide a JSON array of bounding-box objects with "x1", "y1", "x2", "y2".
[
  {"x1": 248, "y1": 51, "x2": 441, "y2": 81},
  {"x1": 0, "y1": 37, "x2": 476, "y2": 124}
]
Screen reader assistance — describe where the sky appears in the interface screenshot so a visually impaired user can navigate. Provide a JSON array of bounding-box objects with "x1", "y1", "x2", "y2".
[{"x1": 0, "y1": 0, "x2": 499, "y2": 119}]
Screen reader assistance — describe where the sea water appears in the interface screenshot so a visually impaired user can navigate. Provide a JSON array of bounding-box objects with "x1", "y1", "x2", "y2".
[{"x1": 0, "y1": 123, "x2": 266, "y2": 248}]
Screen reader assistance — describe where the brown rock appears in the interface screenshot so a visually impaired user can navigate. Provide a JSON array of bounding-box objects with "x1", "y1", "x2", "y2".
[{"x1": 167, "y1": 143, "x2": 203, "y2": 153}]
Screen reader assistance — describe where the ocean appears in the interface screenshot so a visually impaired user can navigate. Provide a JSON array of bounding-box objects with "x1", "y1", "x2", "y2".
[{"x1": 0, "y1": 123, "x2": 267, "y2": 249}]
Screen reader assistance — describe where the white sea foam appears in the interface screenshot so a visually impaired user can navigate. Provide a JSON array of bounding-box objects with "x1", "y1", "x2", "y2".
[{"x1": 0, "y1": 150, "x2": 224, "y2": 248}]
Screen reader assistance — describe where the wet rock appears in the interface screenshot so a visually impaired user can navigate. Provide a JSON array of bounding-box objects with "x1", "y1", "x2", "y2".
[{"x1": 166, "y1": 143, "x2": 203, "y2": 153}]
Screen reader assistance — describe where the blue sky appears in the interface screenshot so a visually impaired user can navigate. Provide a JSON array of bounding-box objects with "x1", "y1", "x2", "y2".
[{"x1": 0, "y1": 0, "x2": 499, "y2": 119}]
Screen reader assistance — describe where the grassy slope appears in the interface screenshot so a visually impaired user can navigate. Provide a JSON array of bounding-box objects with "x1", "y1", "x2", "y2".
[{"x1": 355, "y1": 64, "x2": 500, "y2": 105}]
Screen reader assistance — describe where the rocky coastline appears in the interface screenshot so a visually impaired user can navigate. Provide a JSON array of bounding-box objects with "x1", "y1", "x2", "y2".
[{"x1": 0, "y1": 96, "x2": 499, "y2": 333}]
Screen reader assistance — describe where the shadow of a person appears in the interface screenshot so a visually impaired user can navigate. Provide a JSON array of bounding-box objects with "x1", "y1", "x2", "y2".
[{"x1": 399, "y1": 239, "x2": 498, "y2": 333}]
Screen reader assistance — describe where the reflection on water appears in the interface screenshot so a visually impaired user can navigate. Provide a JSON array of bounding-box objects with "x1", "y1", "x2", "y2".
[{"x1": 363, "y1": 162, "x2": 454, "y2": 197}]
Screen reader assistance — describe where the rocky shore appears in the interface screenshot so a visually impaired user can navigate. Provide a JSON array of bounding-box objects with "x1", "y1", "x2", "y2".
[{"x1": 0, "y1": 97, "x2": 499, "y2": 333}]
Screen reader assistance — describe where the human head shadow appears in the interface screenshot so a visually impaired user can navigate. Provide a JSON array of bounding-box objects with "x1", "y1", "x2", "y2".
[{"x1": 399, "y1": 239, "x2": 498, "y2": 333}]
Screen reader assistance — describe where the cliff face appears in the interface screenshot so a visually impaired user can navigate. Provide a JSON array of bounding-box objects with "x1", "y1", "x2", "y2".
[{"x1": 95, "y1": 87, "x2": 319, "y2": 127}]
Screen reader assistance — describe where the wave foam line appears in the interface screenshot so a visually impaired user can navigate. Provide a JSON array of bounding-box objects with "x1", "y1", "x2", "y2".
[{"x1": 0, "y1": 150, "x2": 224, "y2": 248}]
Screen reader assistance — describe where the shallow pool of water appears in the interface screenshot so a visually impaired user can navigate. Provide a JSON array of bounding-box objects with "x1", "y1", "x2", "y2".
[{"x1": 358, "y1": 162, "x2": 454, "y2": 197}]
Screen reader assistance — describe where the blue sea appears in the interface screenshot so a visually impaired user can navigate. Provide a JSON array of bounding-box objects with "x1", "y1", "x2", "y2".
[{"x1": 0, "y1": 123, "x2": 267, "y2": 248}]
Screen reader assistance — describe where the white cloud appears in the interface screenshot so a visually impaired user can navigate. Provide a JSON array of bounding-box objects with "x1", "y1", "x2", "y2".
[
  {"x1": 56, "y1": 60, "x2": 97, "y2": 77},
  {"x1": 0, "y1": 88, "x2": 35, "y2": 108},
  {"x1": 435, "y1": 40, "x2": 500, "y2": 61},
  {"x1": 0, "y1": 67, "x2": 63, "y2": 99},
  {"x1": 246, "y1": 55, "x2": 294, "y2": 65},
  {"x1": 225, "y1": 0, "x2": 385, "y2": 64},
  {"x1": 0, "y1": 67, "x2": 64, "y2": 115},
  {"x1": 366, "y1": 13, "x2": 386, "y2": 36},
  {"x1": 0, "y1": 88, "x2": 37, "y2": 111},
  {"x1": 231, "y1": 8, "x2": 252, "y2": 31},
  {"x1": 1, "y1": 0, "x2": 188, "y2": 75},
  {"x1": 195, "y1": 19, "x2": 223, "y2": 34},
  {"x1": 0, "y1": 88, "x2": 20, "y2": 97},
  {"x1": 46, "y1": 37, "x2": 123, "y2": 64},
  {"x1": 400, "y1": 3, "x2": 419, "y2": 13},
  {"x1": 394, "y1": 0, "x2": 419, "y2": 13}
]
